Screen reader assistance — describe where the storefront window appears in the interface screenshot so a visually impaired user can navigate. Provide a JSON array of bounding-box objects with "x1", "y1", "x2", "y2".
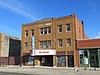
[
  {"x1": 79, "y1": 50, "x2": 88, "y2": 65},
  {"x1": 57, "y1": 56, "x2": 66, "y2": 66},
  {"x1": 28, "y1": 56, "x2": 34, "y2": 64}
]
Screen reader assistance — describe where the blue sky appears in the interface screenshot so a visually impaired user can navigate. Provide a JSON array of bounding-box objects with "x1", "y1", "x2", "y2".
[{"x1": 0, "y1": 0, "x2": 100, "y2": 38}]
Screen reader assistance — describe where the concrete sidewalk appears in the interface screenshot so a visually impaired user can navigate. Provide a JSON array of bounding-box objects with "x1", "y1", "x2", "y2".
[{"x1": 0, "y1": 66, "x2": 100, "y2": 75}]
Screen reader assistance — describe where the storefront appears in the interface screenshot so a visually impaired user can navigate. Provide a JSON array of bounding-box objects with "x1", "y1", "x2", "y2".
[
  {"x1": 31, "y1": 49, "x2": 56, "y2": 67},
  {"x1": 23, "y1": 50, "x2": 75, "y2": 67},
  {"x1": 79, "y1": 49, "x2": 100, "y2": 68},
  {"x1": 77, "y1": 39, "x2": 100, "y2": 68},
  {"x1": 56, "y1": 51, "x2": 66, "y2": 67}
]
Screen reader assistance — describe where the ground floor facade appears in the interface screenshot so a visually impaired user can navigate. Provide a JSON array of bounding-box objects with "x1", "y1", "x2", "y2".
[
  {"x1": 0, "y1": 56, "x2": 20, "y2": 66},
  {"x1": 79, "y1": 48, "x2": 100, "y2": 68},
  {"x1": 21, "y1": 50, "x2": 78, "y2": 67}
]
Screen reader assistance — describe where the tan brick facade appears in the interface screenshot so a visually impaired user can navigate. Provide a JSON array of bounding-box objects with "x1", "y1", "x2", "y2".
[{"x1": 21, "y1": 14, "x2": 87, "y2": 67}]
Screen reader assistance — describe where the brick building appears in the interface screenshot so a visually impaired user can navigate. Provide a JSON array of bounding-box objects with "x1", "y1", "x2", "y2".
[
  {"x1": 21, "y1": 14, "x2": 88, "y2": 67},
  {"x1": 0, "y1": 33, "x2": 21, "y2": 66},
  {"x1": 77, "y1": 38, "x2": 100, "y2": 68}
]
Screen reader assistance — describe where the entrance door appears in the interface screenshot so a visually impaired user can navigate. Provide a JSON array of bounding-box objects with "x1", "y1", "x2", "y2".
[
  {"x1": 40, "y1": 56, "x2": 53, "y2": 67},
  {"x1": 68, "y1": 55, "x2": 74, "y2": 67},
  {"x1": 90, "y1": 50, "x2": 99, "y2": 68},
  {"x1": 90, "y1": 54, "x2": 99, "y2": 67}
]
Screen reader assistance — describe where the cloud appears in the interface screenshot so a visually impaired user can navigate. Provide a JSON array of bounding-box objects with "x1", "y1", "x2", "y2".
[
  {"x1": 86, "y1": 1, "x2": 96, "y2": 12},
  {"x1": 94, "y1": 32, "x2": 100, "y2": 38},
  {"x1": 0, "y1": 0, "x2": 37, "y2": 20}
]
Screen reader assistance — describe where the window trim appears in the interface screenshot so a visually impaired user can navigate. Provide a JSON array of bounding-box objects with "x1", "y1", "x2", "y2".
[
  {"x1": 25, "y1": 30, "x2": 28, "y2": 37},
  {"x1": 58, "y1": 25, "x2": 62, "y2": 33},
  {"x1": 58, "y1": 39, "x2": 63, "y2": 47},
  {"x1": 66, "y1": 38, "x2": 71, "y2": 47},
  {"x1": 66, "y1": 24, "x2": 71, "y2": 32},
  {"x1": 40, "y1": 40, "x2": 51, "y2": 48},
  {"x1": 31, "y1": 29, "x2": 34, "y2": 36}
]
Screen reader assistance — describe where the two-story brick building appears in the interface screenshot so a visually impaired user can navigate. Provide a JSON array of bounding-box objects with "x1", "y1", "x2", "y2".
[{"x1": 21, "y1": 14, "x2": 88, "y2": 67}]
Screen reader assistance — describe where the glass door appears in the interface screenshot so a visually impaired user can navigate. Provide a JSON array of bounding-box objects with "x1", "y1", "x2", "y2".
[{"x1": 68, "y1": 55, "x2": 74, "y2": 67}]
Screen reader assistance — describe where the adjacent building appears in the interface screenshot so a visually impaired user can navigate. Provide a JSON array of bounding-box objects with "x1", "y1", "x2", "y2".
[
  {"x1": 77, "y1": 38, "x2": 100, "y2": 68},
  {"x1": 21, "y1": 14, "x2": 88, "y2": 67},
  {"x1": 0, "y1": 33, "x2": 21, "y2": 66}
]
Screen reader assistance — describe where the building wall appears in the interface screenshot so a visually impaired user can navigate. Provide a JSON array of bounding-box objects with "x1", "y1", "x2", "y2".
[
  {"x1": 0, "y1": 33, "x2": 21, "y2": 66},
  {"x1": 77, "y1": 39, "x2": 100, "y2": 67},
  {"x1": 77, "y1": 39, "x2": 100, "y2": 48},
  {"x1": 1, "y1": 34, "x2": 9, "y2": 57},
  {"x1": 21, "y1": 14, "x2": 86, "y2": 67}
]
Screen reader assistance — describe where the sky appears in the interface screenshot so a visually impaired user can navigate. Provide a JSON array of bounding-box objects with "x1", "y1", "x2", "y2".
[{"x1": 0, "y1": 0, "x2": 100, "y2": 38}]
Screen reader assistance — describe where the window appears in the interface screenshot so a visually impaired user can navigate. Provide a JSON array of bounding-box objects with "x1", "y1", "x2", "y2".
[
  {"x1": 67, "y1": 38, "x2": 71, "y2": 46},
  {"x1": 40, "y1": 41, "x2": 51, "y2": 48},
  {"x1": 28, "y1": 56, "x2": 34, "y2": 64},
  {"x1": 25, "y1": 30, "x2": 28, "y2": 37},
  {"x1": 43, "y1": 41, "x2": 47, "y2": 48},
  {"x1": 31, "y1": 29, "x2": 34, "y2": 36},
  {"x1": 79, "y1": 50, "x2": 88, "y2": 65},
  {"x1": 58, "y1": 25, "x2": 62, "y2": 32},
  {"x1": 57, "y1": 56, "x2": 66, "y2": 66},
  {"x1": 40, "y1": 41, "x2": 43, "y2": 48},
  {"x1": 66, "y1": 24, "x2": 70, "y2": 31},
  {"x1": 47, "y1": 27, "x2": 51, "y2": 34},
  {"x1": 40, "y1": 28, "x2": 43, "y2": 34},
  {"x1": 40, "y1": 27, "x2": 51, "y2": 35},
  {"x1": 47, "y1": 41, "x2": 51, "y2": 48},
  {"x1": 58, "y1": 39, "x2": 62, "y2": 47},
  {"x1": 44, "y1": 28, "x2": 47, "y2": 34},
  {"x1": 25, "y1": 42, "x2": 28, "y2": 49}
]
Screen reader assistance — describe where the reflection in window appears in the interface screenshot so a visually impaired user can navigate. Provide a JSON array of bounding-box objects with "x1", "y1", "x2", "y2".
[
  {"x1": 67, "y1": 38, "x2": 71, "y2": 46},
  {"x1": 79, "y1": 50, "x2": 88, "y2": 65},
  {"x1": 58, "y1": 39, "x2": 62, "y2": 47},
  {"x1": 40, "y1": 41, "x2": 51, "y2": 48},
  {"x1": 57, "y1": 56, "x2": 66, "y2": 66},
  {"x1": 28, "y1": 57, "x2": 34, "y2": 64}
]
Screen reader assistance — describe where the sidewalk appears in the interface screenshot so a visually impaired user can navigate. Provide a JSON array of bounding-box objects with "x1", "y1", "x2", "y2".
[{"x1": 0, "y1": 66, "x2": 100, "y2": 75}]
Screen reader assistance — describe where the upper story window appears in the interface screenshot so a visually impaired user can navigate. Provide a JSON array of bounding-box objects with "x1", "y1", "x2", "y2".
[
  {"x1": 40, "y1": 28, "x2": 43, "y2": 34},
  {"x1": 31, "y1": 29, "x2": 34, "y2": 36},
  {"x1": 47, "y1": 27, "x2": 51, "y2": 34},
  {"x1": 66, "y1": 24, "x2": 70, "y2": 31},
  {"x1": 25, "y1": 30, "x2": 28, "y2": 37},
  {"x1": 58, "y1": 39, "x2": 62, "y2": 47},
  {"x1": 44, "y1": 28, "x2": 47, "y2": 34},
  {"x1": 40, "y1": 27, "x2": 51, "y2": 35},
  {"x1": 40, "y1": 40, "x2": 51, "y2": 48},
  {"x1": 58, "y1": 25, "x2": 62, "y2": 32},
  {"x1": 67, "y1": 38, "x2": 71, "y2": 46},
  {"x1": 25, "y1": 42, "x2": 28, "y2": 49}
]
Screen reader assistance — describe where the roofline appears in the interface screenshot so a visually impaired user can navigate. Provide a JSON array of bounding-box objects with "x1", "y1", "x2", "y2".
[
  {"x1": 22, "y1": 14, "x2": 77, "y2": 26},
  {"x1": 77, "y1": 38, "x2": 100, "y2": 41},
  {"x1": 78, "y1": 47, "x2": 100, "y2": 49}
]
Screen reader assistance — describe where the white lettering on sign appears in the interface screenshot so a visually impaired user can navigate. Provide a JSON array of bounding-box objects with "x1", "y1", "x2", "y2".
[{"x1": 35, "y1": 50, "x2": 56, "y2": 55}]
